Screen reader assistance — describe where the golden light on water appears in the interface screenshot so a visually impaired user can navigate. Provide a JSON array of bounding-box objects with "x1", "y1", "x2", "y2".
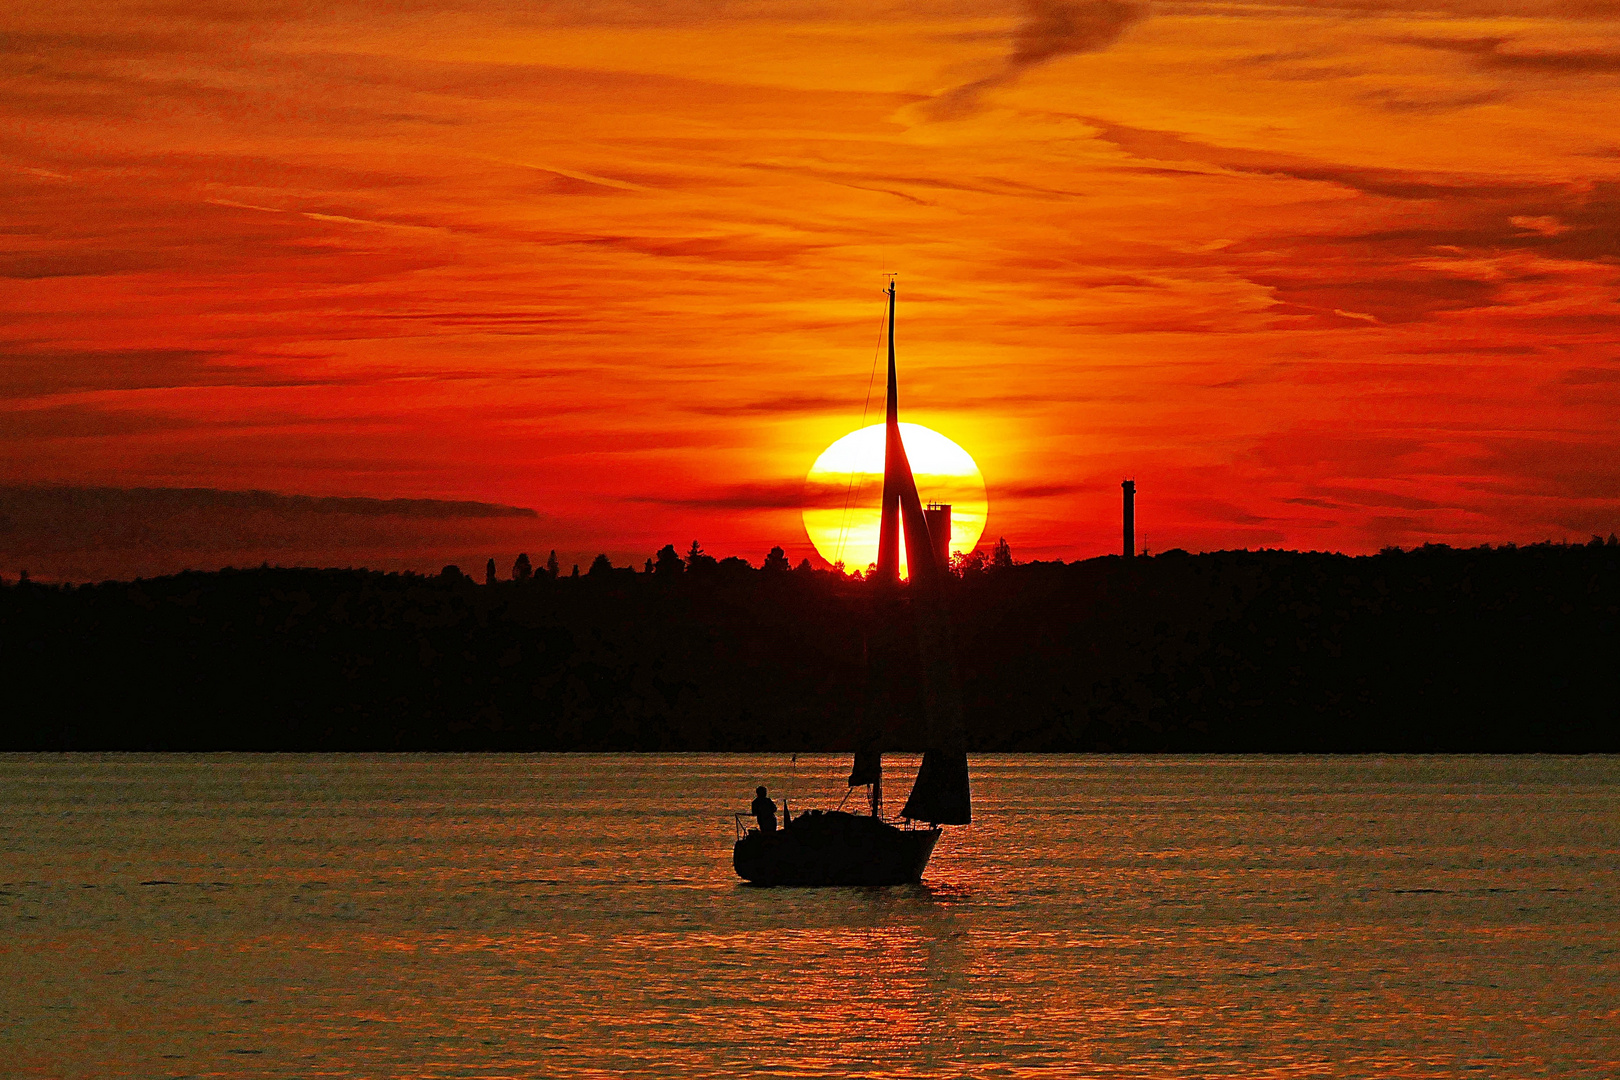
[{"x1": 802, "y1": 423, "x2": 987, "y2": 575}]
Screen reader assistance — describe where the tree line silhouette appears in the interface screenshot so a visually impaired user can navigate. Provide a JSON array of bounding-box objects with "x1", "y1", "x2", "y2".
[{"x1": 2, "y1": 537, "x2": 1616, "y2": 751}]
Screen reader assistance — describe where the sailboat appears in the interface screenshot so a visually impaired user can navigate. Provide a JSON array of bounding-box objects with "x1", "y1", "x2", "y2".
[{"x1": 732, "y1": 279, "x2": 972, "y2": 886}]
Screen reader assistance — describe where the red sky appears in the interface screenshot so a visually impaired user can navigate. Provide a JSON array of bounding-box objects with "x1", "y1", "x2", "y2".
[{"x1": 4, "y1": 0, "x2": 1618, "y2": 579}]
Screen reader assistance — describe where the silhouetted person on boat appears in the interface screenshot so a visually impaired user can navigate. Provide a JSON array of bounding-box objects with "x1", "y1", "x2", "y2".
[{"x1": 751, "y1": 786, "x2": 777, "y2": 833}]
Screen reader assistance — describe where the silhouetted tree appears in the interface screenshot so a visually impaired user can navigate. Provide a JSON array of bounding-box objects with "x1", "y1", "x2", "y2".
[
  {"x1": 644, "y1": 558, "x2": 654, "y2": 573},
  {"x1": 570, "y1": 564, "x2": 580, "y2": 578},
  {"x1": 5, "y1": 543, "x2": 1620, "y2": 753},
  {"x1": 991, "y1": 537, "x2": 1014, "y2": 569},
  {"x1": 440, "y1": 565, "x2": 464, "y2": 581},
  {"x1": 763, "y1": 546, "x2": 790, "y2": 572},
  {"x1": 485, "y1": 558, "x2": 497, "y2": 586},
  {"x1": 686, "y1": 541, "x2": 718, "y2": 573},
  {"x1": 513, "y1": 552, "x2": 533, "y2": 581},
  {"x1": 655, "y1": 544, "x2": 685, "y2": 575},
  {"x1": 795, "y1": 558, "x2": 814, "y2": 573},
  {"x1": 588, "y1": 554, "x2": 613, "y2": 577},
  {"x1": 546, "y1": 550, "x2": 560, "y2": 579},
  {"x1": 953, "y1": 549, "x2": 988, "y2": 578}
]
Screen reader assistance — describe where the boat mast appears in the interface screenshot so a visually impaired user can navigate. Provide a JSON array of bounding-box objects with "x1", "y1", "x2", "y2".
[
  {"x1": 851, "y1": 279, "x2": 902, "y2": 812},
  {"x1": 875, "y1": 277, "x2": 902, "y2": 583},
  {"x1": 851, "y1": 276, "x2": 971, "y2": 825},
  {"x1": 874, "y1": 278, "x2": 940, "y2": 586}
]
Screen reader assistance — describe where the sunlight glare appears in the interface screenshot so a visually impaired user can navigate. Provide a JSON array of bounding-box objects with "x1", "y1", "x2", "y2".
[{"x1": 802, "y1": 422, "x2": 988, "y2": 576}]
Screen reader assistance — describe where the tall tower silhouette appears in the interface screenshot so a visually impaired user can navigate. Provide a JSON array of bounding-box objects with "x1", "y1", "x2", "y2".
[
  {"x1": 1122, "y1": 479, "x2": 1136, "y2": 558},
  {"x1": 924, "y1": 503, "x2": 951, "y2": 570}
]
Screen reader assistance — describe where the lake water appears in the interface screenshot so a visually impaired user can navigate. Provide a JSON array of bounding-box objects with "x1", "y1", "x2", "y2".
[{"x1": 2, "y1": 754, "x2": 1617, "y2": 1078}]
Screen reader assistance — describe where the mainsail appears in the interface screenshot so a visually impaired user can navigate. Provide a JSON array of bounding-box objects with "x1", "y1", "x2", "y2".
[{"x1": 850, "y1": 280, "x2": 972, "y2": 826}]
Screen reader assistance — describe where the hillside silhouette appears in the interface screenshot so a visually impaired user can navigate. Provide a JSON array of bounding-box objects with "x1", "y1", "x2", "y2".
[{"x1": 3, "y1": 540, "x2": 1617, "y2": 752}]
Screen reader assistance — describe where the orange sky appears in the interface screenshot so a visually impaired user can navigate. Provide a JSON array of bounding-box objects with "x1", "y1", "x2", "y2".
[{"x1": 4, "y1": 0, "x2": 1618, "y2": 575}]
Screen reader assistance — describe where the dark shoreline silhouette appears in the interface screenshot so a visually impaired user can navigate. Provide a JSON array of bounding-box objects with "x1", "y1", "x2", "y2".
[{"x1": 3, "y1": 540, "x2": 1616, "y2": 752}]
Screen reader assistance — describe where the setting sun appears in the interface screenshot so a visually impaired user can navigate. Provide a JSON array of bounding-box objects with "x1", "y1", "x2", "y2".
[{"x1": 802, "y1": 422, "x2": 987, "y2": 575}]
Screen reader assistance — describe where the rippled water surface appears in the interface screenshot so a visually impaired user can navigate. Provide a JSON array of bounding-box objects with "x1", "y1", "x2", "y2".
[{"x1": 3, "y1": 754, "x2": 1617, "y2": 1078}]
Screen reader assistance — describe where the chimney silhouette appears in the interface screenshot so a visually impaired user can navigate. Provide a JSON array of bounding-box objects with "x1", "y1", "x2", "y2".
[{"x1": 1122, "y1": 479, "x2": 1136, "y2": 558}]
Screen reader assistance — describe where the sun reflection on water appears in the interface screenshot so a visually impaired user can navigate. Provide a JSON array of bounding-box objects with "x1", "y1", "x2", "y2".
[{"x1": 2, "y1": 753, "x2": 1617, "y2": 1078}]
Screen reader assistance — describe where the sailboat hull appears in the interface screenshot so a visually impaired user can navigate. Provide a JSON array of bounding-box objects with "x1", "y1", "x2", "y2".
[{"x1": 733, "y1": 810, "x2": 941, "y2": 886}]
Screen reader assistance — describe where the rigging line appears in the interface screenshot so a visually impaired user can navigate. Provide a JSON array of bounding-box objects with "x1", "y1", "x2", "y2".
[
  {"x1": 833, "y1": 288, "x2": 888, "y2": 567},
  {"x1": 786, "y1": 752, "x2": 798, "y2": 822}
]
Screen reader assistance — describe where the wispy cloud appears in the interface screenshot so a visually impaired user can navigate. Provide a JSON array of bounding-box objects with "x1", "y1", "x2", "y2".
[
  {"x1": 927, "y1": 0, "x2": 1148, "y2": 119},
  {"x1": 685, "y1": 393, "x2": 864, "y2": 416},
  {"x1": 1, "y1": 485, "x2": 538, "y2": 520},
  {"x1": 1398, "y1": 35, "x2": 1620, "y2": 74},
  {"x1": 2, "y1": 0, "x2": 1617, "y2": 565},
  {"x1": 626, "y1": 480, "x2": 824, "y2": 511},
  {"x1": 0, "y1": 485, "x2": 548, "y2": 580}
]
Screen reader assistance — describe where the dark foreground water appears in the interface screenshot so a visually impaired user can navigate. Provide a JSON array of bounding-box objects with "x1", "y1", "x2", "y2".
[{"x1": 2, "y1": 755, "x2": 1616, "y2": 1078}]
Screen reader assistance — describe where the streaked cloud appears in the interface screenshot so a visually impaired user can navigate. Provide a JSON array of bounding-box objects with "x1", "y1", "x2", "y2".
[
  {"x1": 0, "y1": 485, "x2": 547, "y2": 581},
  {"x1": 1, "y1": 0, "x2": 1616, "y2": 576},
  {"x1": 1399, "y1": 35, "x2": 1620, "y2": 73},
  {"x1": 627, "y1": 481, "x2": 822, "y2": 511},
  {"x1": 928, "y1": 0, "x2": 1149, "y2": 119}
]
